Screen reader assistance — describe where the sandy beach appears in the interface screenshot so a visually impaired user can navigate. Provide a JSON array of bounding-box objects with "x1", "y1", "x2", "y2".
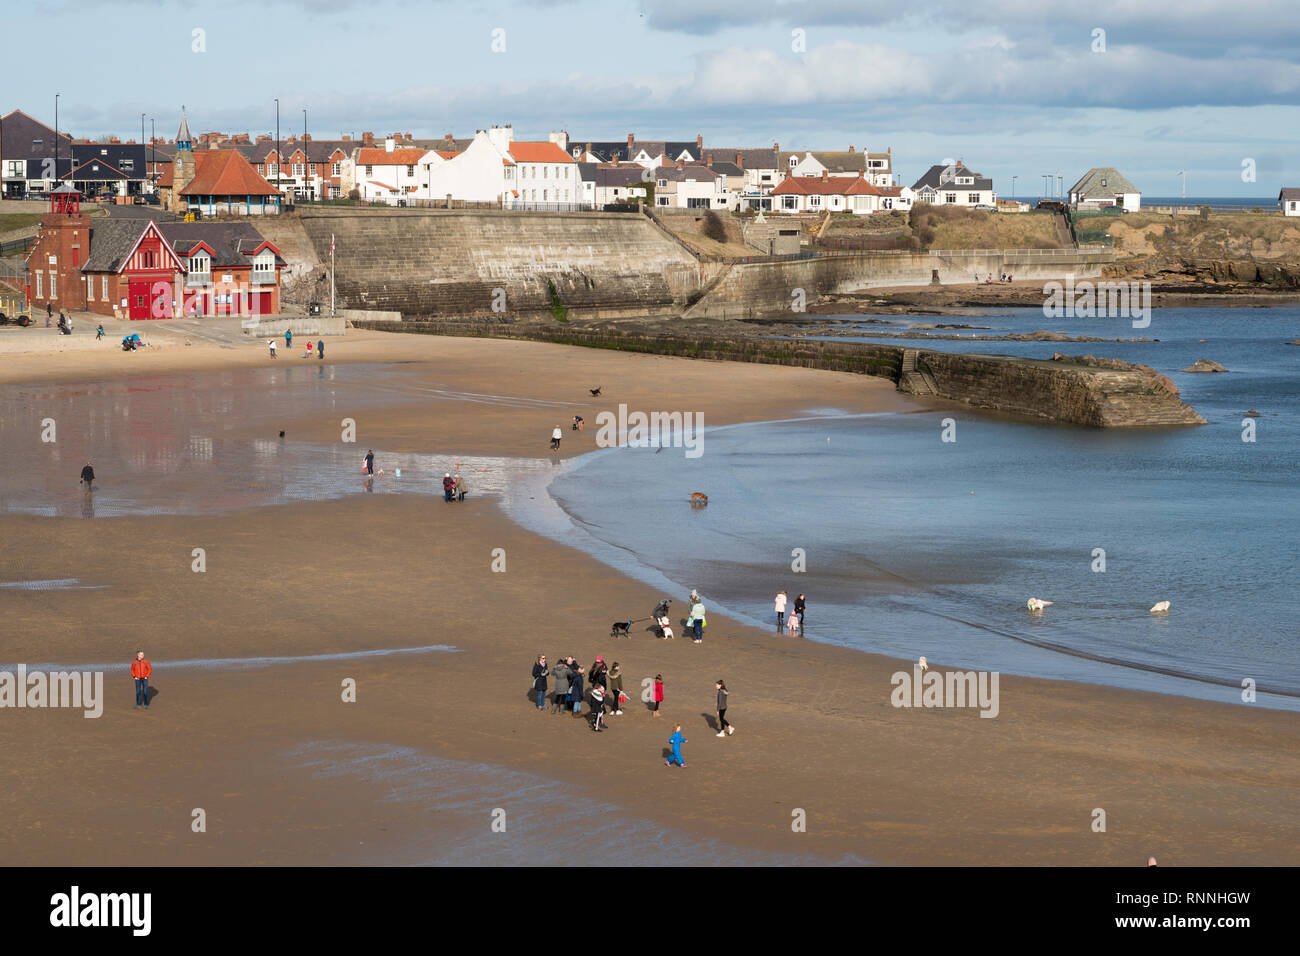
[{"x1": 0, "y1": 329, "x2": 1296, "y2": 866}]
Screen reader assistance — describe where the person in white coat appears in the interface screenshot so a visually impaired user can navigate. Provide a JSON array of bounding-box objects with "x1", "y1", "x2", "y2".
[
  {"x1": 774, "y1": 590, "x2": 787, "y2": 630},
  {"x1": 551, "y1": 426, "x2": 562, "y2": 450}
]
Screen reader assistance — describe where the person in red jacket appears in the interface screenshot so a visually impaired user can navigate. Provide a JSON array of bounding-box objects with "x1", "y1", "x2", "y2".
[{"x1": 131, "y1": 651, "x2": 152, "y2": 709}]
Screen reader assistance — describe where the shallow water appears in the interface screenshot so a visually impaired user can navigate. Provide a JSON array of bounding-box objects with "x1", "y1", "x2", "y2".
[
  {"x1": 529, "y1": 308, "x2": 1300, "y2": 710},
  {"x1": 290, "y1": 740, "x2": 868, "y2": 866}
]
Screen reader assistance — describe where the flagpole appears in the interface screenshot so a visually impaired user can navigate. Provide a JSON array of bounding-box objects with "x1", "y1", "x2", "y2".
[{"x1": 330, "y1": 232, "x2": 335, "y2": 316}]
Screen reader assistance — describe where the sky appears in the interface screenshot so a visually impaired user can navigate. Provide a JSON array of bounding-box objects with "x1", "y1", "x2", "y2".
[{"x1": 6, "y1": 0, "x2": 1299, "y2": 196}]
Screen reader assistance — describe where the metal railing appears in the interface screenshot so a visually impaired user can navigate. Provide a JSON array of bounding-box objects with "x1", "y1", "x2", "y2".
[{"x1": 927, "y1": 245, "x2": 1112, "y2": 257}]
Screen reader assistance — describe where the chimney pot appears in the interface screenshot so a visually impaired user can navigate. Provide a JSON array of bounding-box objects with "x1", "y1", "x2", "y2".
[
  {"x1": 627, "y1": 133, "x2": 634, "y2": 148},
  {"x1": 736, "y1": 151, "x2": 743, "y2": 168},
  {"x1": 773, "y1": 142, "x2": 779, "y2": 152},
  {"x1": 849, "y1": 145, "x2": 854, "y2": 152},
  {"x1": 822, "y1": 169, "x2": 828, "y2": 181},
  {"x1": 697, "y1": 134, "x2": 703, "y2": 150}
]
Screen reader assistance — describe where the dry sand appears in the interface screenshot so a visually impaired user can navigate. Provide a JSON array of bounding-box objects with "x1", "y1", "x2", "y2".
[{"x1": 0, "y1": 330, "x2": 1296, "y2": 866}]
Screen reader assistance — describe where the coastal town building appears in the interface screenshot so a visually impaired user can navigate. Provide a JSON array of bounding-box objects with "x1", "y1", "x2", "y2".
[
  {"x1": 1069, "y1": 167, "x2": 1141, "y2": 212},
  {"x1": 780, "y1": 147, "x2": 893, "y2": 187},
  {"x1": 594, "y1": 164, "x2": 648, "y2": 205},
  {"x1": 64, "y1": 143, "x2": 148, "y2": 198},
  {"x1": 652, "y1": 163, "x2": 731, "y2": 210},
  {"x1": 158, "y1": 112, "x2": 282, "y2": 215},
  {"x1": 26, "y1": 190, "x2": 284, "y2": 318},
  {"x1": 353, "y1": 139, "x2": 431, "y2": 203},
  {"x1": 770, "y1": 171, "x2": 913, "y2": 214},
  {"x1": 1, "y1": 110, "x2": 73, "y2": 198},
  {"x1": 1280, "y1": 188, "x2": 1300, "y2": 216},
  {"x1": 912, "y1": 163, "x2": 995, "y2": 206}
]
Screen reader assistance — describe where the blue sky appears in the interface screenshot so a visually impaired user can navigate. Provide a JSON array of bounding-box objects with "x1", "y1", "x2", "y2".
[{"x1": 8, "y1": 0, "x2": 1299, "y2": 196}]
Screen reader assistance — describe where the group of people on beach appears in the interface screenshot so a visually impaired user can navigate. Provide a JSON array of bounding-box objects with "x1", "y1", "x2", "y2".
[
  {"x1": 269, "y1": 333, "x2": 324, "y2": 359},
  {"x1": 441, "y1": 472, "x2": 468, "y2": 502},
  {"x1": 773, "y1": 590, "x2": 806, "y2": 635},
  {"x1": 530, "y1": 652, "x2": 732, "y2": 762}
]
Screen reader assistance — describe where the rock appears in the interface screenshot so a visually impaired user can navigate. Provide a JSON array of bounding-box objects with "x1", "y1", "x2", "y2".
[
  {"x1": 1286, "y1": 339, "x2": 1300, "y2": 346},
  {"x1": 1181, "y1": 359, "x2": 1227, "y2": 373},
  {"x1": 1244, "y1": 409, "x2": 1262, "y2": 418}
]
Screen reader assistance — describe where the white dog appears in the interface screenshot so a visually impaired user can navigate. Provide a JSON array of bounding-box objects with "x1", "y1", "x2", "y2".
[
  {"x1": 918, "y1": 656, "x2": 929, "y2": 673},
  {"x1": 1027, "y1": 598, "x2": 1054, "y2": 612},
  {"x1": 1149, "y1": 601, "x2": 1171, "y2": 614}
]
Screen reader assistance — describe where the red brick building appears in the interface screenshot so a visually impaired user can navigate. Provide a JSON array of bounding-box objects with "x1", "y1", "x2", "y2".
[{"x1": 27, "y1": 193, "x2": 285, "y2": 318}]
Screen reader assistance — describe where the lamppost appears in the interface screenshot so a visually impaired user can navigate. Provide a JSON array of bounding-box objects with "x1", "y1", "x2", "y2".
[
  {"x1": 1011, "y1": 175, "x2": 1017, "y2": 200},
  {"x1": 54, "y1": 93, "x2": 60, "y2": 193},
  {"x1": 149, "y1": 117, "x2": 155, "y2": 191},
  {"x1": 302, "y1": 107, "x2": 308, "y2": 201},
  {"x1": 274, "y1": 97, "x2": 280, "y2": 200}
]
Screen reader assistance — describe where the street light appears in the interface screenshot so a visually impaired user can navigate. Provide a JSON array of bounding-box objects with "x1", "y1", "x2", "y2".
[
  {"x1": 1011, "y1": 175, "x2": 1017, "y2": 200},
  {"x1": 274, "y1": 97, "x2": 280, "y2": 199},
  {"x1": 54, "y1": 93, "x2": 60, "y2": 192},
  {"x1": 303, "y1": 107, "x2": 308, "y2": 201}
]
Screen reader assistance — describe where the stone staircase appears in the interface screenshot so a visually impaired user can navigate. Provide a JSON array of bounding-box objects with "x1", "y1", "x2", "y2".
[{"x1": 898, "y1": 348, "x2": 939, "y2": 395}]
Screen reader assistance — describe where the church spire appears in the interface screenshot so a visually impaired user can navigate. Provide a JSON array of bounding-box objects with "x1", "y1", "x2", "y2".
[{"x1": 176, "y1": 108, "x2": 192, "y2": 151}]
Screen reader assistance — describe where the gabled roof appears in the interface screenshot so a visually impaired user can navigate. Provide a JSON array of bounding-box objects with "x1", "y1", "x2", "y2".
[
  {"x1": 911, "y1": 163, "x2": 989, "y2": 190},
  {"x1": 596, "y1": 166, "x2": 647, "y2": 188},
  {"x1": 708, "y1": 161, "x2": 743, "y2": 176},
  {"x1": 159, "y1": 222, "x2": 285, "y2": 269},
  {"x1": 356, "y1": 147, "x2": 427, "y2": 166},
  {"x1": 781, "y1": 151, "x2": 868, "y2": 174},
  {"x1": 707, "y1": 148, "x2": 779, "y2": 169},
  {"x1": 507, "y1": 141, "x2": 576, "y2": 163},
  {"x1": 771, "y1": 175, "x2": 881, "y2": 197},
  {"x1": 0, "y1": 109, "x2": 73, "y2": 158},
  {"x1": 1069, "y1": 167, "x2": 1139, "y2": 200},
  {"x1": 1279, "y1": 188, "x2": 1300, "y2": 202},
  {"x1": 82, "y1": 219, "x2": 185, "y2": 274},
  {"x1": 576, "y1": 161, "x2": 597, "y2": 183},
  {"x1": 63, "y1": 158, "x2": 129, "y2": 181},
  {"x1": 178, "y1": 150, "x2": 279, "y2": 196}
]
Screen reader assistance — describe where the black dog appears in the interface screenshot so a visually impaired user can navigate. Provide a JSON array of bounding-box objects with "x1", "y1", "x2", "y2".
[{"x1": 610, "y1": 621, "x2": 631, "y2": 639}]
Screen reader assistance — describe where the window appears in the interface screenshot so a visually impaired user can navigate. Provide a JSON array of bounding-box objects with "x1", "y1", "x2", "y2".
[
  {"x1": 258, "y1": 164, "x2": 265, "y2": 175},
  {"x1": 809, "y1": 195, "x2": 821, "y2": 207},
  {"x1": 789, "y1": 157, "x2": 797, "y2": 167},
  {"x1": 253, "y1": 252, "x2": 274, "y2": 277},
  {"x1": 269, "y1": 164, "x2": 279, "y2": 177},
  {"x1": 36, "y1": 272, "x2": 42, "y2": 297},
  {"x1": 102, "y1": 276, "x2": 109, "y2": 300},
  {"x1": 782, "y1": 196, "x2": 798, "y2": 210},
  {"x1": 49, "y1": 272, "x2": 56, "y2": 298},
  {"x1": 406, "y1": 166, "x2": 414, "y2": 178},
  {"x1": 120, "y1": 159, "x2": 134, "y2": 171},
  {"x1": 687, "y1": 197, "x2": 709, "y2": 209},
  {"x1": 331, "y1": 162, "x2": 340, "y2": 176},
  {"x1": 101, "y1": 148, "x2": 108, "y2": 156},
  {"x1": 190, "y1": 253, "x2": 210, "y2": 277},
  {"x1": 657, "y1": 197, "x2": 669, "y2": 206},
  {"x1": 32, "y1": 138, "x2": 44, "y2": 149},
  {"x1": 365, "y1": 165, "x2": 373, "y2": 177},
  {"x1": 945, "y1": 192, "x2": 957, "y2": 204},
  {"x1": 293, "y1": 164, "x2": 304, "y2": 176},
  {"x1": 658, "y1": 179, "x2": 667, "y2": 188},
  {"x1": 543, "y1": 166, "x2": 548, "y2": 178}
]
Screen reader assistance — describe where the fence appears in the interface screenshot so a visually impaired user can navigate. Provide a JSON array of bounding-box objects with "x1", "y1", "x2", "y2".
[
  {"x1": 0, "y1": 236, "x2": 35, "y2": 256},
  {"x1": 293, "y1": 197, "x2": 638, "y2": 214},
  {"x1": 815, "y1": 235, "x2": 913, "y2": 252}
]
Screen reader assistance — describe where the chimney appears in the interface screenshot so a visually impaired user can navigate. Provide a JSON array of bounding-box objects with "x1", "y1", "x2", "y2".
[
  {"x1": 362, "y1": 132, "x2": 374, "y2": 146},
  {"x1": 707, "y1": 153, "x2": 713, "y2": 165},
  {"x1": 848, "y1": 145, "x2": 854, "y2": 152},
  {"x1": 822, "y1": 169, "x2": 828, "y2": 181},
  {"x1": 696, "y1": 134, "x2": 703, "y2": 150},
  {"x1": 736, "y1": 151, "x2": 743, "y2": 168},
  {"x1": 342, "y1": 134, "x2": 351, "y2": 142},
  {"x1": 303, "y1": 133, "x2": 311, "y2": 142},
  {"x1": 385, "y1": 137, "x2": 395, "y2": 153},
  {"x1": 773, "y1": 142, "x2": 779, "y2": 152},
  {"x1": 627, "y1": 133, "x2": 634, "y2": 149},
  {"x1": 445, "y1": 133, "x2": 454, "y2": 144}
]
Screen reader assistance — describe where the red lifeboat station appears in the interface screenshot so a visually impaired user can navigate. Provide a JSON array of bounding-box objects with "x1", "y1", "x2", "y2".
[{"x1": 25, "y1": 189, "x2": 284, "y2": 319}]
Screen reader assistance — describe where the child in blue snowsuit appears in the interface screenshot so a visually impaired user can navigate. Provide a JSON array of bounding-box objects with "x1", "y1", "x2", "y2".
[{"x1": 666, "y1": 725, "x2": 686, "y2": 767}]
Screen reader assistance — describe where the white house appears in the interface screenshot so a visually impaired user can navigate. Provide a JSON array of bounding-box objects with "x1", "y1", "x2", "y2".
[
  {"x1": 780, "y1": 147, "x2": 893, "y2": 188},
  {"x1": 652, "y1": 163, "x2": 731, "y2": 210},
  {"x1": 770, "y1": 172, "x2": 913, "y2": 215},
  {"x1": 594, "y1": 165, "x2": 647, "y2": 205},
  {"x1": 1278, "y1": 188, "x2": 1300, "y2": 216},
  {"x1": 1069, "y1": 167, "x2": 1141, "y2": 212},
  {"x1": 353, "y1": 139, "x2": 433, "y2": 203},
  {"x1": 911, "y1": 163, "x2": 995, "y2": 207}
]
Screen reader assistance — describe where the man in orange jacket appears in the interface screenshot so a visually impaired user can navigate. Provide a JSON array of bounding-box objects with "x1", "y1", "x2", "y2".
[{"x1": 131, "y1": 651, "x2": 152, "y2": 709}]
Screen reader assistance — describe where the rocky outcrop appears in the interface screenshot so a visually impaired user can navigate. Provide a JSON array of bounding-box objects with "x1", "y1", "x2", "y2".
[{"x1": 1181, "y1": 359, "x2": 1227, "y2": 373}]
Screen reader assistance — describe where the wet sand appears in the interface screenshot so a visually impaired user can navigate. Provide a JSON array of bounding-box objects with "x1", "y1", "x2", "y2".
[{"x1": 1, "y1": 332, "x2": 1296, "y2": 866}]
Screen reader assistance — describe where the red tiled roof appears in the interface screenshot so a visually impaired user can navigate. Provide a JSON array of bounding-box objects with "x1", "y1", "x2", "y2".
[
  {"x1": 507, "y1": 141, "x2": 575, "y2": 163},
  {"x1": 771, "y1": 176, "x2": 881, "y2": 196},
  {"x1": 436, "y1": 150, "x2": 459, "y2": 160},
  {"x1": 179, "y1": 150, "x2": 279, "y2": 197},
  {"x1": 357, "y1": 147, "x2": 427, "y2": 165}
]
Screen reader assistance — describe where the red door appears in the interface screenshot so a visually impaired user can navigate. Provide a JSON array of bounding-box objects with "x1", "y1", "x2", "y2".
[
  {"x1": 254, "y1": 291, "x2": 272, "y2": 315},
  {"x1": 128, "y1": 281, "x2": 150, "y2": 320}
]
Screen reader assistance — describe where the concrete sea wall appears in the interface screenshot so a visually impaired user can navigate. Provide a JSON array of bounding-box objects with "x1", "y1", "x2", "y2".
[{"x1": 347, "y1": 319, "x2": 1204, "y2": 427}]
